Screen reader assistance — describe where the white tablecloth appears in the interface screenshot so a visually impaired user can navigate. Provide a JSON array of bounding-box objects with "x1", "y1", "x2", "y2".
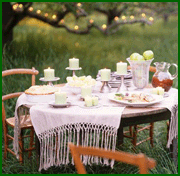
[{"x1": 13, "y1": 83, "x2": 178, "y2": 171}]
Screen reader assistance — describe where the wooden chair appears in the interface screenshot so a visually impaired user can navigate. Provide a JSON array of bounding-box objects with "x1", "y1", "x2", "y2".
[
  {"x1": 124, "y1": 66, "x2": 156, "y2": 147},
  {"x1": 2, "y1": 67, "x2": 39, "y2": 163},
  {"x1": 69, "y1": 143, "x2": 156, "y2": 174}
]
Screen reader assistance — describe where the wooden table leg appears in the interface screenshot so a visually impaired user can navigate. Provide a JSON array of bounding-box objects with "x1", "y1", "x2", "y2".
[
  {"x1": 117, "y1": 123, "x2": 124, "y2": 145},
  {"x1": 170, "y1": 137, "x2": 178, "y2": 167}
]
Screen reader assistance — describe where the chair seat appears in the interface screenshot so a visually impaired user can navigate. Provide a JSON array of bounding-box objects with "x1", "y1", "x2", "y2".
[{"x1": 6, "y1": 115, "x2": 33, "y2": 129}]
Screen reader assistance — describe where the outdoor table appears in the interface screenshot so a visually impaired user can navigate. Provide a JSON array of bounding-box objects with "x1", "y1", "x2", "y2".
[{"x1": 13, "y1": 83, "x2": 178, "y2": 170}]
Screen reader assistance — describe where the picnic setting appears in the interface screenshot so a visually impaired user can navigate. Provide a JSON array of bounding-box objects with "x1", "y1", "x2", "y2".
[{"x1": 2, "y1": 2, "x2": 178, "y2": 174}]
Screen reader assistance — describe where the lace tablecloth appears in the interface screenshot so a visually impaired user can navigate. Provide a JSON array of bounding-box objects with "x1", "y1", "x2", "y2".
[{"x1": 13, "y1": 83, "x2": 178, "y2": 171}]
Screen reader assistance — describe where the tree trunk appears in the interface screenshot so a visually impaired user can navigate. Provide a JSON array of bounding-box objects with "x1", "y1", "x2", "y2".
[
  {"x1": 2, "y1": 2, "x2": 13, "y2": 47},
  {"x1": 163, "y1": 13, "x2": 169, "y2": 23}
]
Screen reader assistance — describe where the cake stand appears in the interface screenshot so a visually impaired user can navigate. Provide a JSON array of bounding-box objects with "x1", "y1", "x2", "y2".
[
  {"x1": 114, "y1": 72, "x2": 128, "y2": 92},
  {"x1": 100, "y1": 81, "x2": 111, "y2": 93},
  {"x1": 66, "y1": 67, "x2": 82, "y2": 76},
  {"x1": 39, "y1": 77, "x2": 60, "y2": 86}
]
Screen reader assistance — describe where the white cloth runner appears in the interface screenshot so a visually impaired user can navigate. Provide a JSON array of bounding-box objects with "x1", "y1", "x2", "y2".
[{"x1": 13, "y1": 83, "x2": 178, "y2": 171}]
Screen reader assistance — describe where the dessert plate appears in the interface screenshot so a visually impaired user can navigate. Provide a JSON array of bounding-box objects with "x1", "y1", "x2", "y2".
[
  {"x1": 79, "y1": 104, "x2": 101, "y2": 109},
  {"x1": 49, "y1": 101, "x2": 71, "y2": 108}
]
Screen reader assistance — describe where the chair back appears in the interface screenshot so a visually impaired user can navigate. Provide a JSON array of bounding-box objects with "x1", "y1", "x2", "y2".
[
  {"x1": 2, "y1": 67, "x2": 39, "y2": 123},
  {"x1": 69, "y1": 143, "x2": 156, "y2": 174}
]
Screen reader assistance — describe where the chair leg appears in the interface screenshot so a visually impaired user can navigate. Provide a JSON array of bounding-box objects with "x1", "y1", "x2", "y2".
[
  {"x1": 167, "y1": 121, "x2": 170, "y2": 141},
  {"x1": 19, "y1": 130, "x2": 24, "y2": 164},
  {"x1": 28, "y1": 128, "x2": 34, "y2": 158},
  {"x1": 3, "y1": 124, "x2": 8, "y2": 159},
  {"x1": 132, "y1": 125, "x2": 138, "y2": 147},
  {"x1": 150, "y1": 123, "x2": 154, "y2": 147},
  {"x1": 129, "y1": 126, "x2": 133, "y2": 136}
]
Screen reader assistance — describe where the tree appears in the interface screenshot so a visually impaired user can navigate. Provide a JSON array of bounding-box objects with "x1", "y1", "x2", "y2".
[{"x1": 2, "y1": 2, "x2": 153, "y2": 46}]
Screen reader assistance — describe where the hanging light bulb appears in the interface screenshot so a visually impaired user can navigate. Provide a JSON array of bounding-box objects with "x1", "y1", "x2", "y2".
[
  {"x1": 89, "y1": 19, "x2": 94, "y2": 24},
  {"x1": 102, "y1": 24, "x2": 107, "y2": 29},
  {"x1": 28, "y1": 7, "x2": 33, "y2": 11},
  {"x1": 141, "y1": 13, "x2": 146, "y2": 18},
  {"x1": 74, "y1": 25, "x2": 79, "y2": 30},
  {"x1": 130, "y1": 15, "x2": 134, "y2": 20},
  {"x1": 121, "y1": 16, "x2": 126, "y2": 20},
  {"x1": 18, "y1": 4, "x2": 23, "y2": 8},
  {"x1": 45, "y1": 13, "x2": 48, "y2": 17},
  {"x1": 60, "y1": 19, "x2": 64, "y2": 23},
  {"x1": 36, "y1": 10, "x2": 41, "y2": 14},
  {"x1": 114, "y1": 16, "x2": 119, "y2": 21},
  {"x1": 149, "y1": 17, "x2": 154, "y2": 21},
  {"x1": 77, "y1": 3, "x2": 82, "y2": 7},
  {"x1": 52, "y1": 15, "x2": 57, "y2": 19},
  {"x1": 12, "y1": 4, "x2": 18, "y2": 10}
]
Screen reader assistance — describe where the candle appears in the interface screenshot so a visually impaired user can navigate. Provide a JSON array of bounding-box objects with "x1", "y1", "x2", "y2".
[
  {"x1": 44, "y1": 67, "x2": 55, "y2": 80},
  {"x1": 100, "y1": 68, "x2": 111, "y2": 81},
  {"x1": 69, "y1": 58, "x2": 79, "y2": 69},
  {"x1": 84, "y1": 96, "x2": 93, "y2": 107},
  {"x1": 81, "y1": 86, "x2": 92, "y2": 98},
  {"x1": 92, "y1": 96, "x2": 98, "y2": 106},
  {"x1": 116, "y1": 61, "x2": 127, "y2": 75},
  {"x1": 55, "y1": 91, "x2": 67, "y2": 104}
]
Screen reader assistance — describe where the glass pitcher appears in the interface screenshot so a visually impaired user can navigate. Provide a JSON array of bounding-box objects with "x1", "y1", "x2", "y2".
[{"x1": 151, "y1": 62, "x2": 178, "y2": 91}]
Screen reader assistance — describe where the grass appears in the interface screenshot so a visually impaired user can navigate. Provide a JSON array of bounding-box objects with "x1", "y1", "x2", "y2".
[{"x1": 2, "y1": 15, "x2": 178, "y2": 174}]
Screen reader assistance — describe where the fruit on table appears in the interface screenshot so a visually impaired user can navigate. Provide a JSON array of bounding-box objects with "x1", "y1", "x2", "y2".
[
  {"x1": 135, "y1": 55, "x2": 145, "y2": 61},
  {"x1": 130, "y1": 53, "x2": 140, "y2": 60},
  {"x1": 143, "y1": 50, "x2": 154, "y2": 60}
]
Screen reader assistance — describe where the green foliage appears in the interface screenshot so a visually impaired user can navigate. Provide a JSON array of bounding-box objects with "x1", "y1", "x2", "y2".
[{"x1": 2, "y1": 16, "x2": 178, "y2": 174}]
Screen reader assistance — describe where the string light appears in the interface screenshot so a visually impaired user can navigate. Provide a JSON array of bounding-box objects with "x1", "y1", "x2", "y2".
[
  {"x1": 52, "y1": 15, "x2": 57, "y2": 19},
  {"x1": 74, "y1": 25, "x2": 79, "y2": 30},
  {"x1": 60, "y1": 19, "x2": 64, "y2": 24},
  {"x1": 12, "y1": 4, "x2": 18, "y2": 10},
  {"x1": 114, "y1": 16, "x2": 119, "y2": 21},
  {"x1": 89, "y1": 19, "x2": 94, "y2": 24},
  {"x1": 121, "y1": 16, "x2": 126, "y2": 20},
  {"x1": 18, "y1": 4, "x2": 23, "y2": 8},
  {"x1": 36, "y1": 10, "x2": 41, "y2": 14},
  {"x1": 102, "y1": 24, "x2": 107, "y2": 29},
  {"x1": 77, "y1": 3, "x2": 82, "y2": 7},
  {"x1": 141, "y1": 13, "x2": 146, "y2": 18},
  {"x1": 44, "y1": 13, "x2": 48, "y2": 17},
  {"x1": 75, "y1": 42, "x2": 80, "y2": 47},
  {"x1": 130, "y1": 15, "x2": 134, "y2": 20},
  {"x1": 28, "y1": 7, "x2": 33, "y2": 11},
  {"x1": 149, "y1": 17, "x2": 154, "y2": 21}
]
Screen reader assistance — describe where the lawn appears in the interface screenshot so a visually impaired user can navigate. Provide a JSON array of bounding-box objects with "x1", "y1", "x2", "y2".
[{"x1": 2, "y1": 15, "x2": 178, "y2": 174}]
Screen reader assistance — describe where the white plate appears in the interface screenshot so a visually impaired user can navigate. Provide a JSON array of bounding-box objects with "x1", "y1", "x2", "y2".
[
  {"x1": 108, "y1": 91, "x2": 164, "y2": 107},
  {"x1": 79, "y1": 104, "x2": 101, "y2": 109},
  {"x1": 49, "y1": 101, "x2": 71, "y2": 108}
]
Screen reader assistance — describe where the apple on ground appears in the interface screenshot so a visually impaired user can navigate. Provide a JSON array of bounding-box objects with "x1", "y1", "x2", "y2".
[
  {"x1": 135, "y1": 54, "x2": 145, "y2": 61},
  {"x1": 130, "y1": 53, "x2": 140, "y2": 60},
  {"x1": 143, "y1": 50, "x2": 154, "y2": 60}
]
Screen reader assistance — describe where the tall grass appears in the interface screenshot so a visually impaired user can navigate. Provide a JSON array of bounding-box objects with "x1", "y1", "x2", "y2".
[{"x1": 2, "y1": 16, "x2": 178, "y2": 174}]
